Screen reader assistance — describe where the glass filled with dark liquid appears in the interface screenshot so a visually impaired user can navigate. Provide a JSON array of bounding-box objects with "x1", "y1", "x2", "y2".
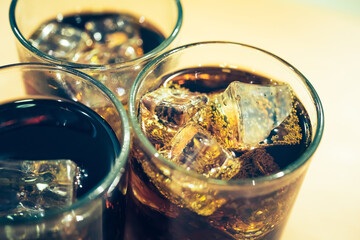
[
  {"x1": 128, "y1": 41, "x2": 324, "y2": 240},
  {"x1": 9, "y1": 0, "x2": 183, "y2": 105},
  {"x1": 0, "y1": 63, "x2": 130, "y2": 240}
]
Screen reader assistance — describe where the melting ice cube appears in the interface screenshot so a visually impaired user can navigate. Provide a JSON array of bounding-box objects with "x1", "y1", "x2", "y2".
[
  {"x1": 0, "y1": 159, "x2": 79, "y2": 220},
  {"x1": 140, "y1": 87, "x2": 208, "y2": 147},
  {"x1": 150, "y1": 123, "x2": 241, "y2": 216},
  {"x1": 194, "y1": 81, "x2": 293, "y2": 150},
  {"x1": 29, "y1": 22, "x2": 93, "y2": 60},
  {"x1": 76, "y1": 42, "x2": 142, "y2": 65},
  {"x1": 84, "y1": 14, "x2": 139, "y2": 43},
  {"x1": 80, "y1": 14, "x2": 144, "y2": 64},
  {"x1": 164, "y1": 122, "x2": 238, "y2": 179}
]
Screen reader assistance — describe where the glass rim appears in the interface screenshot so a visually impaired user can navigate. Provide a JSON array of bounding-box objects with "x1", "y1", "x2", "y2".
[
  {"x1": 129, "y1": 40, "x2": 325, "y2": 187},
  {"x1": 9, "y1": 0, "x2": 183, "y2": 70},
  {"x1": 0, "y1": 62, "x2": 131, "y2": 225}
]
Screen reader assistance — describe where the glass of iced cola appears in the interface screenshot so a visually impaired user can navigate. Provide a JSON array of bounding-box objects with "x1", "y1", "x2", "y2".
[
  {"x1": 128, "y1": 41, "x2": 324, "y2": 240},
  {"x1": 0, "y1": 63, "x2": 130, "y2": 240},
  {"x1": 9, "y1": 0, "x2": 183, "y2": 105}
]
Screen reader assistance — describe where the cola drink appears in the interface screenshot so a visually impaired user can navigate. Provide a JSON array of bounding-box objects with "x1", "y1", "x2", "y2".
[
  {"x1": 127, "y1": 67, "x2": 312, "y2": 240},
  {"x1": 0, "y1": 98, "x2": 124, "y2": 240}
]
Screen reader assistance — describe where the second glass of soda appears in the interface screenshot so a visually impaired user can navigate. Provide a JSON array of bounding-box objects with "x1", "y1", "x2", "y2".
[{"x1": 10, "y1": 0, "x2": 183, "y2": 105}]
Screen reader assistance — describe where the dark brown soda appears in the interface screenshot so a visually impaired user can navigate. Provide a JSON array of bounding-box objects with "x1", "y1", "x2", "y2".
[
  {"x1": 0, "y1": 98, "x2": 124, "y2": 240},
  {"x1": 126, "y1": 67, "x2": 312, "y2": 240}
]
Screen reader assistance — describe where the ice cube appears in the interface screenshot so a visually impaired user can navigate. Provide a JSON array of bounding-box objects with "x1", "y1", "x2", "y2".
[
  {"x1": 145, "y1": 123, "x2": 244, "y2": 216},
  {"x1": 81, "y1": 14, "x2": 144, "y2": 63},
  {"x1": 164, "y1": 122, "x2": 238, "y2": 179},
  {"x1": 75, "y1": 42, "x2": 142, "y2": 65},
  {"x1": 0, "y1": 159, "x2": 79, "y2": 220},
  {"x1": 140, "y1": 87, "x2": 208, "y2": 148},
  {"x1": 85, "y1": 14, "x2": 139, "y2": 43},
  {"x1": 194, "y1": 81, "x2": 293, "y2": 150},
  {"x1": 29, "y1": 22, "x2": 93, "y2": 60}
]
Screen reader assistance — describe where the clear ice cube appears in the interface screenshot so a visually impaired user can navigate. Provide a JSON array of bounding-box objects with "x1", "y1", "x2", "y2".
[
  {"x1": 0, "y1": 159, "x2": 79, "y2": 220},
  {"x1": 75, "y1": 42, "x2": 142, "y2": 65},
  {"x1": 140, "y1": 87, "x2": 208, "y2": 147},
  {"x1": 29, "y1": 22, "x2": 93, "y2": 60},
  {"x1": 84, "y1": 14, "x2": 139, "y2": 43},
  {"x1": 78, "y1": 15, "x2": 144, "y2": 64},
  {"x1": 194, "y1": 81, "x2": 293, "y2": 150},
  {"x1": 164, "y1": 122, "x2": 239, "y2": 179}
]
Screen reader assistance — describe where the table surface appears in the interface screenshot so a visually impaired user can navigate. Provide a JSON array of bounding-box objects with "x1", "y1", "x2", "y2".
[{"x1": 1, "y1": 0, "x2": 360, "y2": 239}]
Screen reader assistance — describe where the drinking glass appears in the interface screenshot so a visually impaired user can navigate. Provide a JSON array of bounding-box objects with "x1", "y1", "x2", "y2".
[
  {"x1": 0, "y1": 63, "x2": 130, "y2": 240},
  {"x1": 9, "y1": 0, "x2": 183, "y2": 105},
  {"x1": 127, "y1": 41, "x2": 324, "y2": 240}
]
